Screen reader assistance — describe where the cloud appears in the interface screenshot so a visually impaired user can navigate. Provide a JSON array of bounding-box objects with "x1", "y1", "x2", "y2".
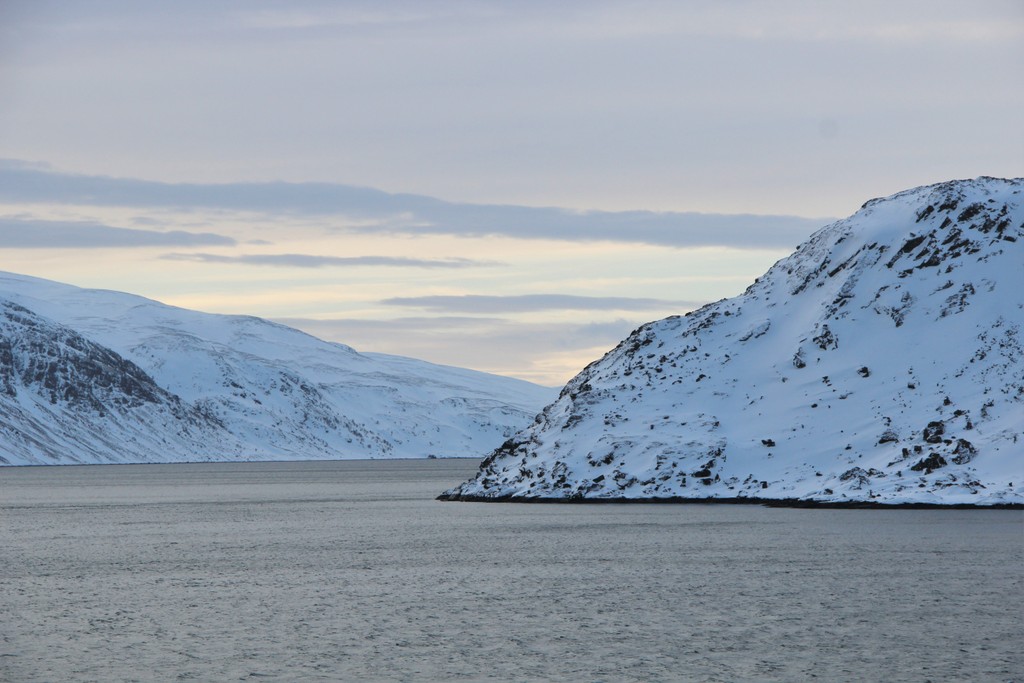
[
  {"x1": 0, "y1": 217, "x2": 235, "y2": 248},
  {"x1": 358, "y1": 205, "x2": 827, "y2": 251},
  {"x1": 562, "y1": 2, "x2": 1024, "y2": 44},
  {"x1": 160, "y1": 252, "x2": 500, "y2": 269},
  {"x1": 0, "y1": 162, "x2": 828, "y2": 250},
  {"x1": 274, "y1": 315, "x2": 648, "y2": 385},
  {"x1": 380, "y1": 294, "x2": 699, "y2": 313},
  {"x1": 236, "y1": 6, "x2": 436, "y2": 31},
  {"x1": 277, "y1": 316, "x2": 509, "y2": 335}
]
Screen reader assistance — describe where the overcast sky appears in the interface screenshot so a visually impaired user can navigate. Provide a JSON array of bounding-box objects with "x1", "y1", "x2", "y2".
[{"x1": 1, "y1": 0, "x2": 1021, "y2": 384}]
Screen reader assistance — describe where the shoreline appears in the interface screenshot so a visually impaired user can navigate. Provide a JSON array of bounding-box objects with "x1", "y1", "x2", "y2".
[{"x1": 437, "y1": 493, "x2": 1023, "y2": 510}]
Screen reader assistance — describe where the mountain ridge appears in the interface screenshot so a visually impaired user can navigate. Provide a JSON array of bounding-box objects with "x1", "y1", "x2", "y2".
[{"x1": 0, "y1": 272, "x2": 555, "y2": 465}]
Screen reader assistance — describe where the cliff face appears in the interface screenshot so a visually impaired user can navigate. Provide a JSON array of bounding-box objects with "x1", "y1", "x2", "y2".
[
  {"x1": 443, "y1": 178, "x2": 1024, "y2": 505},
  {"x1": 0, "y1": 300, "x2": 231, "y2": 464}
]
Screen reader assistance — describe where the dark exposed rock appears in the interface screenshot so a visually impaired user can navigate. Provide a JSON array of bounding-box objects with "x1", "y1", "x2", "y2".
[
  {"x1": 910, "y1": 453, "x2": 948, "y2": 473},
  {"x1": 951, "y1": 439, "x2": 977, "y2": 465},
  {"x1": 840, "y1": 467, "x2": 871, "y2": 489},
  {"x1": 878, "y1": 430, "x2": 899, "y2": 444},
  {"x1": 813, "y1": 325, "x2": 838, "y2": 350},
  {"x1": 957, "y1": 203, "x2": 985, "y2": 223},
  {"x1": 923, "y1": 421, "x2": 945, "y2": 444}
]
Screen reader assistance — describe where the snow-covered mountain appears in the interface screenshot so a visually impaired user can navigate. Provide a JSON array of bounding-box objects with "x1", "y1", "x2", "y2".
[
  {"x1": 0, "y1": 272, "x2": 555, "y2": 465},
  {"x1": 442, "y1": 177, "x2": 1023, "y2": 505}
]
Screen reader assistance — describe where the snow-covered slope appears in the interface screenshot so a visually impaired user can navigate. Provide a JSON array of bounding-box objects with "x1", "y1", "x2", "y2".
[
  {"x1": 442, "y1": 177, "x2": 1024, "y2": 505},
  {"x1": 0, "y1": 300, "x2": 233, "y2": 464},
  {"x1": 0, "y1": 273, "x2": 555, "y2": 465}
]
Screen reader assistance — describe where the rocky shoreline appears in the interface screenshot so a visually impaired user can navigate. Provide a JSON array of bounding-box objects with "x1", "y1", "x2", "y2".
[{"x1": 438, "y1": 492, "x2": 1023, "y2": 509}]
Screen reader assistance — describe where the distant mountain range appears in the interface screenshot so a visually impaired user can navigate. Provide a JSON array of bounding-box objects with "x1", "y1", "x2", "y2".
[
  {"x1": 442, "y1": 177, "x2": 1024, "y2": 506},
  {"x1": 0, "y1": 272, "x2": 555, "y2": 465}
]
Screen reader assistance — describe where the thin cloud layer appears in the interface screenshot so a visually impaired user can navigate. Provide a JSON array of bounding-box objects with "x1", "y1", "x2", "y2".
[
  {"x1": 0, "y1": 217, "x2": 235, "y2": 248},
  {"x1": 161, "y1": 252, "x2": 499, "y2": 269},
  {"x1": 355, "y1": 205, "x2": 828, "y2": 250},
  {"x1": 275, "y1": 315, "x2": 646, "y2": 384},
  {"x1": 0, "y1": 162, "x2": 828, "y2": 250},
  {"x1": 381, "y1": 294, "x2": 700, "y2": 313}
]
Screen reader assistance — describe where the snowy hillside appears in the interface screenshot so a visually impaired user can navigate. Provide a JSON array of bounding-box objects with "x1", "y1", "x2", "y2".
[
  {"x1": 442, "y1": 177, "x2": 1024, "y2": 505},
  {"x1": 0, "y1": 273, "x2": 554, "y2": 465}
]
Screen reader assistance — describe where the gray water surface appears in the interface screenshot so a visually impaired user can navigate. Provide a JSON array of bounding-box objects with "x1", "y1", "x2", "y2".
[{"x1": 2, "y1": 459, "x2": 1022, "y2": 682}]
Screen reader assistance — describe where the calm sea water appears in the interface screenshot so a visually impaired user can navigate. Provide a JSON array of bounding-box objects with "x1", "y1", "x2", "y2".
[{"x1": 2, "y1": 459, "x2": 1021, "y2": 682}]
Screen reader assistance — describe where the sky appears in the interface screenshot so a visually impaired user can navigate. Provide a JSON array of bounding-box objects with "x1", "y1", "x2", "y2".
[{"x1": 0, "y1": 0, "x2": 1021, "y2": 385}]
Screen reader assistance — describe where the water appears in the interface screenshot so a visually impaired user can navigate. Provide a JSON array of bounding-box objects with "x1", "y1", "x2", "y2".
[{"x1": 2, "y1": 459, "x2": 1021, "y2": 682}]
